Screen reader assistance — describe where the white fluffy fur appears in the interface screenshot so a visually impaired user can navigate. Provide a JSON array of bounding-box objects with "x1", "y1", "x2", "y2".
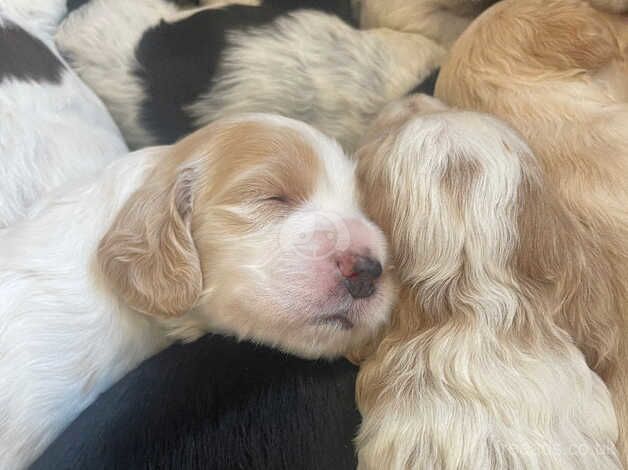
[
  {"x1": 0, "y1": 0, "x2": 67, "y2": 37},
  {"x1": 54, "y1": 0, "x2": 175, "y2": 147},
  {"x1": 0, "y1": 148, "x2": 162, "y2": 468},
  {"x1": 0, "y1": 3, "x2": 126, "y2": 228},
  {"x1": 0, "y1": 114, "x2": 392, "y2": 469},
  {"x1": 187, "y1": 11, "x2": 440, "y2": 151},
  {"x1": 55, "y1": 0, "x2": 444, "y2": 150},
  {"x1": 355, "y1": 98, "x2": 621, "y2": 469}
]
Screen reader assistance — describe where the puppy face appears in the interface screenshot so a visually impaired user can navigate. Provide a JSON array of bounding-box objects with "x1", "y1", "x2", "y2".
[{"x1": 98, "y1": 114, "x2": 394, "y2": 358}]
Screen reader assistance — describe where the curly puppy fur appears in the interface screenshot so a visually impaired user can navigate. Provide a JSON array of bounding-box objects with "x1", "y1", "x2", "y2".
[
  {"x1": 354, "y1": 94, "x2": 621, "y2": 469},
  {"x1": 436, "y1": 0, "x2": 628, "y2": 465}
]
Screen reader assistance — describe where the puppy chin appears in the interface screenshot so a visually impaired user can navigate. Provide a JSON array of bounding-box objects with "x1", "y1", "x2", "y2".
[
  {"x1": 304, "y1": 284, "x2": 395, "y2": 358},
  {"x1": 275, "y1": 299, "x2": 392, "y2": 359},
  {"x1": 275, "y1": 320, "x2": 380, "y2": 360},
  {"x1": 306, "y1": 279, "x2": 396, "y2": 357}
]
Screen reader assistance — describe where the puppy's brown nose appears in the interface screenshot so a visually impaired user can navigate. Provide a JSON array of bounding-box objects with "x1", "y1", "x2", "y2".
[{"x1": 338, "y1": 255, "x2": 382, "y2": 299}]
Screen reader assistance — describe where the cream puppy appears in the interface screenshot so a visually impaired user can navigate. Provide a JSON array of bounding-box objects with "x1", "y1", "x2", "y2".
[
  {"x1": 354, "y1": 95, "x2": 621, "y2": 469},
  {"x1": 436, "y1": 0, "x2": 628, "y2": 464},
  {"x1": 0, "y1": 114, "x2": 394, "y2": 469}
]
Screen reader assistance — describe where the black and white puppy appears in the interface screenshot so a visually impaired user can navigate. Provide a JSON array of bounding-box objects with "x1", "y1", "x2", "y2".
[
  {"x1": 57, "y1": 0, "x2": 444, "y2": 150},
  {"x1": 31, "y1": 334, "x2": 360, "y2": 470},
  {"x1": 0, "y1": 0, "x2": 126, "y2": 228}
]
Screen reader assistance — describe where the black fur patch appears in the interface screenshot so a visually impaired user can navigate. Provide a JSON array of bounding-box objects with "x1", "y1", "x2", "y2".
[
  {"x1": 0, "y1": 20, "x2": 64, "y2": 84},
  {"x1": 135, "y1": 1, "x2": 354, "y2": 144},
  {"x1": 31, "y1": 334, "x2": 360, "y2": 470},
  {"x1": 263, "y1": 0, "x2": 354, "y2": 24},
  {"x1": 65, "y1": 0, "x2": 90, "y2": 13},
  {"x1": 407, "y1": 67, "x2": 440, "y2": 97}
]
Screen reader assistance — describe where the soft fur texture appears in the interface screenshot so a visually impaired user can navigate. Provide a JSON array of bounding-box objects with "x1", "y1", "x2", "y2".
[
  {"x1": 358, "y1": 0, "x2": 499, "y2": 47},
  {"x1": 55, "y1": 0, "x2": 451, "y2": 150},
  {"x1": 353, "y1": 95, "x2": 621, "y2": 469},
  {"x1": 0, "y1": 114, "x2": 394, "y2": 469},
  {"x1": 0, "y1": 1, "x2": 126, "y2": 228},
  {"x1": 436, "y1": 0, "x2": 628, "y2": 465},
  {"x1": 32, "y1": 334, "x2": 360, "y2": 470}
]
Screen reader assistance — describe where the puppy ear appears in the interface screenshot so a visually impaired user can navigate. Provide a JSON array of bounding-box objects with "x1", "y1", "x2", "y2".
[{"x1": 97, "y1": 165, "x2": 203, "y2": 318}]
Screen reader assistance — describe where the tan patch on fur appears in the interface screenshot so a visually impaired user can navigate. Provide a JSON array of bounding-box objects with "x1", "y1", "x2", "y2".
[
  {"x1": 440, "y1": 157, "x2": 481, "y2": 218},
  {"x1": 185, "y1": 121, "x2": 321, "y2": 281},
  {"x1": 191, "y1": 122, "x2": 320, "y2": 208}
]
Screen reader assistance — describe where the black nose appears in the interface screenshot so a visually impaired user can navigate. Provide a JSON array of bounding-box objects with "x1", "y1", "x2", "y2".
[{"x1": 342, "y1": 256, "x2": 383, "y2": 299}]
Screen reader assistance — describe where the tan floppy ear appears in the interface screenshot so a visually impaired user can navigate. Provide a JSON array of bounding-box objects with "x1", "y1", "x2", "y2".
[{"x1": 97, "y1": 165, "x2": 203, "y2": 318}]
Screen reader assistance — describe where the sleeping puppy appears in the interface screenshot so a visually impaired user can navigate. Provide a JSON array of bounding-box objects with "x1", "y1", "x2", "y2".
[
  {"x1": 55, "y1": 0, "x2": 450, "y2": 150},
  {"x1": 0, "y1": 114, "x2": 394, "y2": 469},
  {"x1": 436, "y1": 0, "x2": 628, "y2": 464},
  {"x1": 32, "y1": 334, "x2": 360, "y2": 470},
  {"x1": 0, "y1": 1, "x2": 126, "y2": 228},
  {"x1": 353, "y1": 95, "x2": 621, "y2": 469}
]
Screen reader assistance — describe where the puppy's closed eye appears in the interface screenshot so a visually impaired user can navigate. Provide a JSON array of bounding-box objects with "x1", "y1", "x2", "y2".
[{"x1": 263, "y1": 195, "x2": 290, "y2": 204}]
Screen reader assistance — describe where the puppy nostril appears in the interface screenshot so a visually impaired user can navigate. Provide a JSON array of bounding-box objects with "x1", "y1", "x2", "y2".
[
  {"x1": 340, "y1": 255, "x2": 383, "y2": 299},
  {"x1": 354, "y1": 256, "x2": 383, "y2": 280}
]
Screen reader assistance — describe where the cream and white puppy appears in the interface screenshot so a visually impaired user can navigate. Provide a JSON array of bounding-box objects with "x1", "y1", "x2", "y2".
[
  {"x1": 354, "y1": 95, "x2": 621, "y2": 469},
  {"x1": 0, "y1": 114, "x2": 394, "y2": 469},
  {"x1": 0, "y1": 0, "x2": 126, "y2": 228}
]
